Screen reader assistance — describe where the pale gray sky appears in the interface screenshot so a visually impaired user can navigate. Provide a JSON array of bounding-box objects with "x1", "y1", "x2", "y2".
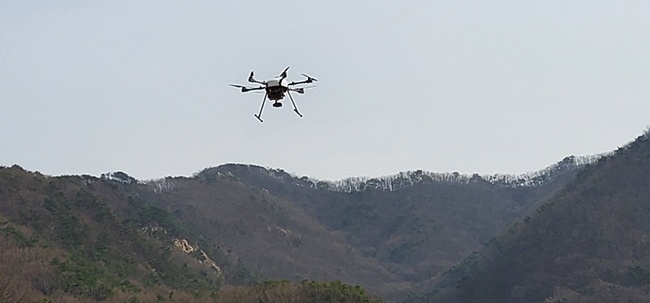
[{"x1": 2, "y1": 1, "x2": 649, "y2": 181}]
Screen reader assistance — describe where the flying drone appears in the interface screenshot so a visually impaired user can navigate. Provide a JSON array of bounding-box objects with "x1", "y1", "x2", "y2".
[{"x1": 230, "y1": 67, "x2": 317, "y2": 122}]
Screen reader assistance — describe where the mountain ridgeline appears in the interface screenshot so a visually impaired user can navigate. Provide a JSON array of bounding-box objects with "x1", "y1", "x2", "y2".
[
  {"x1": 1, "y1": 134, "x2": 643, "y2": 303},
  {"x1": 200, "y1": 156, "x2": 589, "y2": 294}
]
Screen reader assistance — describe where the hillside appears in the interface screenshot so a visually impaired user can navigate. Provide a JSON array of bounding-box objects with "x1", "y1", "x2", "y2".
[
  {"x1": 0, "y1": 167, "x2": 397, "y2": 302},
  {"x1": 201, "y1": 157, "x2": 586, "y2": 298},
  {"x1": 427, "y1": 130, "x2": 650, "y2": 303},
  {"x1": 0, "y1": 167, "x2": 227, "y2": 302},
  {"x1": 137, "y1": 171, "x2": 398, "y2": 287},
  {"x1": 0, "y1": 153, "x2": 592, "y2": 302}
]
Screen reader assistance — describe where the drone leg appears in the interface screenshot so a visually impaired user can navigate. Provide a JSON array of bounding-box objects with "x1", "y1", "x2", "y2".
[
  {"x1": 287, "y1": 91, "x2": 303, "y2": 118},
  {"x1": 254, "y1": 93, "x2": 267, "y2": 123}
]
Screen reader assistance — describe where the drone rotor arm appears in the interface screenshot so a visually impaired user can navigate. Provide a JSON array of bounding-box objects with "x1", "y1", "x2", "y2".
[
  {"x1": 288, "y1": 85, "x2": 315, "y2": 94},
  {"x1": 243, "y1": 86, "x2": 265, "y2": 93},
  {"x1": 288, "y1": 80, "x2": 310, "y2": 86},
  {"x1": 230, "y1": 84, "x2": 265, "y2": 93}
]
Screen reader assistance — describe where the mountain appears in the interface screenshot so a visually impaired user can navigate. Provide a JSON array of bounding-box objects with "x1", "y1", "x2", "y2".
[
  {"x1": 0, "y1": 152, "x2": 595, "y2": 302},
  {"x1": 426, "y1": 130, "x2": 650, "y2": 303},
  {"x1": 194, "y1": 156, "x2": 588, "y2": 298}
]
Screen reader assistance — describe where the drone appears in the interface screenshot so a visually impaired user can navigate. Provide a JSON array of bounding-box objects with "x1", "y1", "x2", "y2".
[{"x1": 230, "y1": 67, "x2": 317, "y2": 122}]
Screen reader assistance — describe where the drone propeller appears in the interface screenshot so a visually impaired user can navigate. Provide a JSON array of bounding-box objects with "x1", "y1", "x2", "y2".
[
  {"x1": 279, "y1": 66, "x2": 290, "y2": 79},
  {"x1": 301, "y1": 73, "x2": 318, "y2": 82}
]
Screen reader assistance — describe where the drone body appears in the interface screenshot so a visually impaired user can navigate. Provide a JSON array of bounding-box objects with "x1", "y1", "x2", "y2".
[
  {"x1": 230, "y1": 67, "x2": 317, "y2": 122},
  {"x1": 264, "y1": 79, "x2": 287, "y2": 103}
]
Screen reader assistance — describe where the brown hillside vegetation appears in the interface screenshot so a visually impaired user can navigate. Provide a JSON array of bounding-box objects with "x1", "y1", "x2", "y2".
[
  {"x1": 0, "y1": 167, "x2": 223, "y2": 302},
  {"x1": 429, "y1": 130, "x2": 650, "y2": 303},
  {"x1": 0, "y1": 151, "x2": 589, "y2": 301},
  {"x1": 137, "y1": 173, "x2": 398, "y2": 288},
  {"x1": 0, "y1": 166, "x2": 386, "y2": 303},
  {"x1": 204, "y1": 161, "x2": 581, "y2": 298}
]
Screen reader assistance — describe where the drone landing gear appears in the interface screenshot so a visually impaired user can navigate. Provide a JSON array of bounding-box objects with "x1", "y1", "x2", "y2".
[
  {"x1": 287, "y1": 91, "x2": 303, "y2": 118},
  {"x1": 254, "y1": 93, "x2": 267, "y2": 123},
  {"x1": 253, "y1": 92, "x2": 303, "y2": 123}
]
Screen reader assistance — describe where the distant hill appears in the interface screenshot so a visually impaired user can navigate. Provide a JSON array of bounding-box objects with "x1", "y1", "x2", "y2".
[
  {"x1": 0, "y1": 152, "x2": 596, "y2": 302},
  {"x1": 199, "y1": 157, "x2": 588, "y2": 299},
  {"x1": 425, "y1": 130, "x2": 650, "y2": 303}
]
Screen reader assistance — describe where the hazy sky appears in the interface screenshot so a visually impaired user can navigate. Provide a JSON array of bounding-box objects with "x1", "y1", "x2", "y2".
[{"x1": 2, "y1": 1, "x2": 649, "y2": 181}]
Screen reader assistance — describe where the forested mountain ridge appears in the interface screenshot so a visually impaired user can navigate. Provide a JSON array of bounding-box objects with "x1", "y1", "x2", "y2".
[
  {"x1": 0, "y1": 166, "x2": 392, "y2": 303},
  {"x1": 426, "y1": 130, "x2": 650, "y2": 303},
  {"x1": 0, "y1": 151, "x2": 596, "y2": 302},
  {"x1": 194, "y1": 156, "x2": 589, "y2": 298},
  {"x1": 207, "y1": 153, "x2": 600, "y2": 193}
]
